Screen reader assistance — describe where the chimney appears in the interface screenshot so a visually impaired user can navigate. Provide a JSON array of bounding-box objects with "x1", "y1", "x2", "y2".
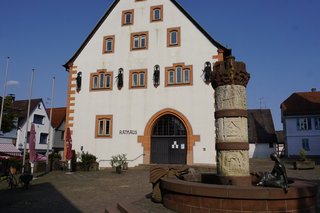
[{"x1": 311, "y1": 88, "x2": 317, "y2": 92}]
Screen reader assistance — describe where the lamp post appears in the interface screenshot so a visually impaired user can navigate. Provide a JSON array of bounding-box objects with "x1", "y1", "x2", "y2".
[
  {"x1": 22, "y1": 69, "x2": 35, "y2": 173},
  {"x1": 0, "y1": 57, "x2": 10, "y2": 134},
  {"x1": 46, "y1": 77, "x2": 55, "y2": 172}
]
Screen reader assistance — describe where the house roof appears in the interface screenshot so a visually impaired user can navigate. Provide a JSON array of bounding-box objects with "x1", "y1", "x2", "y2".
[
  {"x1": 46, "y1": 107, "x2": 66, "y2": 129},
  {"x1": 275, "y1": 131, "x2": 285, "y2": 144},
  {"x1": 12, "y1": 99, "x2": 44, "y2": 127},
  {"x1": 63, "y1": 0, "x2": 231, "y2": 70},
  {"x1": 247, "y1": 109, "x2": 277, "y2": 144},
  {"x1": 281, "y1": 91, "x2": 320, "y2": 116}
]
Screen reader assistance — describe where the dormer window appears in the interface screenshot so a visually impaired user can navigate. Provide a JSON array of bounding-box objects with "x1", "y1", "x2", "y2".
[
  {"x1": 150, "y1": 5, "x2": 163, "y2": 22},
  {"x1": 122, "y1": 9, "x2": 134, "y2": 26}
]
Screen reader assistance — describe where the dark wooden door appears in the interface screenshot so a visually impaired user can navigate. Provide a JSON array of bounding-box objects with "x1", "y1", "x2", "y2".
[{"x1": 150, "y1": 115, "x2": 187, "y2": 164}]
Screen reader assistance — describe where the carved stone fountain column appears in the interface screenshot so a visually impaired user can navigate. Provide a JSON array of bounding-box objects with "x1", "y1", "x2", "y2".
[{"x1": 211, "y1": 56, "x2": 251, "y2": 186}]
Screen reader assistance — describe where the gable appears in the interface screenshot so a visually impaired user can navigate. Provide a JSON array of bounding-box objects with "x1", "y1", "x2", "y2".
[
  {"x1": 281, "y1": 92, "x2": 320, "y2": 116},
  {"x1": 63, "y1": 0, "x2": 230, "y2": 70}
]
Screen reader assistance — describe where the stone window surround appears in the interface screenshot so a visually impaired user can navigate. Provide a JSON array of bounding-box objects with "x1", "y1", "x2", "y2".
[
  {"x1": 129, "y1": 69, "x2": 148, "y2": 89},
  {"x1": 167, "y1": 27, "x2": 181, "y2": 47},
  {"x1": 165, "y1": 63, "x2": 193, "y2": 87},
  {"x1": 130, "y1": 31, "x2": 149, "y2": 51},
  {"x1": 122, "y1": 9, "x2": 134, "y2": 26},
  {"x1": 95, "y1": 115, "x2": 113, "y2": 138},
  {"x1": 150, "y1": 5, "x2": 163, "y2": 22},
  {"x1": 102, "y1": 35, "x2": 115, "y2": 54},
  {"x1": 90, "y1": 69, "x2": 113, "y2": 91}
]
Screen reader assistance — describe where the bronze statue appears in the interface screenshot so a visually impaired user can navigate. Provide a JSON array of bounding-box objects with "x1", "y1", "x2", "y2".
[
  {"x1": 117, "y1": 68, "x2": 123, "y2": 89},
  {"x1": 203, "y1": 61, "x2": 212, "y2": 84},
  {"x1": 76, "y1": 72, "x2": 82, "y2": 91},
  {"x1": 257, "y1": 153, "x2": 288, "y2": 192},
  {"x1": 150, "y1": 166, "x2": 189, "y2": 203},
  {"x1": 153, "y1": 65, "x2": 160, "y2": 87}
]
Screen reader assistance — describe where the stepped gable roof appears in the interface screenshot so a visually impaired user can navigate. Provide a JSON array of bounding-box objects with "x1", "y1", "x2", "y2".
[
  {"x1": 12, "y1": 99, "x2": 43, "y2": 127},
  {"x1": 281, "y1": 91, "x2": 320, "y2": 116},
  {"x1": 247, "y1": 109, "x2": 277, "y2": 144},
  {"x1": 63, "y1": 0, "x2": 231, "y2": 70},
  {"x1": 46, "y1": 107, "x2": 66, "y2": 129}
]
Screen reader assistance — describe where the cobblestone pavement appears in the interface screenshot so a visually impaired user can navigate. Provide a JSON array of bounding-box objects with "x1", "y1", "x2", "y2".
[{"x1": 0, "y1": 159, "x2": 319, "y2": 213}]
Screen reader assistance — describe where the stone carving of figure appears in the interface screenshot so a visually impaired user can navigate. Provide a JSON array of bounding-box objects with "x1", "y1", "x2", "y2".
[
  {"x1": 76, "y1": 72, "x2": 82, "y2": 91},
  {"x1": 117, "y1": 68, "x2": 123, "y2": 89},
  {"x1": 203, "y1": 61, "x2": 212, "y2": 84},
  {"x1": 257, "y1": 153, "x2": 288, "y2": 192},
  {"x1": 153, "y1": 65, "x2": 160, "y2": 87}
]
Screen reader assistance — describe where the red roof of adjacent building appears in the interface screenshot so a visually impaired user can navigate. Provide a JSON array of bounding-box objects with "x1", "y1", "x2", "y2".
[
  {"x1": 46, "y1": 107, "x2": 66, "y2": 129},
  {"x1": 281, "y1": 91, "x2": 320, "y2": 116}
]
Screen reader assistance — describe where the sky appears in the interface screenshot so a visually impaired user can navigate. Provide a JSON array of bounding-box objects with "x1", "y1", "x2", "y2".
[{"x1": 0, "y1": 0, "x2": 319, "y2": 130}]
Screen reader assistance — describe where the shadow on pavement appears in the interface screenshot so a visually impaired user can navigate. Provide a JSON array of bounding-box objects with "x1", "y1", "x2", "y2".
[{"x1": 0, "y1": 182, "x2": 81, "y2": 213}]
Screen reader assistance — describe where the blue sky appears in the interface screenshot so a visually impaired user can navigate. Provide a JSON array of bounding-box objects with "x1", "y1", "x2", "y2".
[{"x1": 0, "y1": 0, "x2": 319, "y2": 130}]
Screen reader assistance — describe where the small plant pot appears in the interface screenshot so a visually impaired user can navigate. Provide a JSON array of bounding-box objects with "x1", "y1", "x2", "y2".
[
  {"x1": 294, "y1": 160, "x2": 315, "y2": 170},
  {"x1": 115, "y1": 165, "x2": 122, "y2": 174}
]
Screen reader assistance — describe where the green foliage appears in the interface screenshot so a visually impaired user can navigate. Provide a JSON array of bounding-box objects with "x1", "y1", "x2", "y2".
[
  {"x1": 110, "y1": 154, "x2": 127, "y2": 168},
  {"x1": 299, "y1": 148, "x2": 307, "y2": 161},
  {"x1": 1, "y1": 96, "x2": 17, "y2": 133},
  {"x1": 80, "y1": 151, "x2": 97, "y2": 165},
  {"x1": 49, "y1": 152, "x2": 61, "y2": 161}
]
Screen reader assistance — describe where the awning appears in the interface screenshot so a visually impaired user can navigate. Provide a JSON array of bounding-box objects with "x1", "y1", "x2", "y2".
[{"x1": 0, "y1": 143, "x2": 22, "y2": 157}]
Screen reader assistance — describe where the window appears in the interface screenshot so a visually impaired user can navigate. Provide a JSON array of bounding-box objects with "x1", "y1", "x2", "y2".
[
  {"x1": 165, "y1": 63, "x2": 193, "y2": 87},
  {"x1": 302, "y1": 139, "x2": 310, "y2": 151},
  {"x1": 26, "y1": 132, "x2": 30, "y2": 143},
  {"x1": 315, "y1": 117, "x2": 320, "y2": 130},
  {"x1": 33, "y1": 114, "x2": 44, "y2": 125},
  {"x1": 40, "y1": 133, "x2": 48, "y2": 144},
  {"x1": 297, "y1": 118, "x2": 312, "y2": 130},
  {"x1": 95, "y1": 115, "x2": 113, "y2": 138},
  {"x1": 150, "y1": 5, "x2": 163, "y2": 22},
  {"x1": 60, "y1": 130, "x2": 65, "y2": 140},
  {"x1": 103, "y1": 35, "x2": 115, "y2": 54},
  {"x1": 90, "y1": 70, "x2": 113, "y2": 91},
  {"x1": 131, "y1": 32, "x2": 149, "y2": 50},
  {"x1": 129, "y1": 69, "x2": 147, "y2": 89},
  {"x1": 167, "y1": 27, "x2": 181, "y2": 47},
  {"x1": 122, "y1": 9, "x2": 134, "y2": 26}
]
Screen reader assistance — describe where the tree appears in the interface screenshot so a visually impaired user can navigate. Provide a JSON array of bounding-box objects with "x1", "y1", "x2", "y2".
[{"x1": 0, "y1": 96, "x2": 17, "y2": 133}]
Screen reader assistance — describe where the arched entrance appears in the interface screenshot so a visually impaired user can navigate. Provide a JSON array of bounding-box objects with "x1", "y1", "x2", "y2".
[
  {"x1": 138, "y1": 108, "x2": 200, "y2": 165},
  {"x1": 151, "y1": 115, "x2": 187, "y2": 164}
]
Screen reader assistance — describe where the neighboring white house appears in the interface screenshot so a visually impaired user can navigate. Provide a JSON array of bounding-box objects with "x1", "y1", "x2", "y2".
[
  {"x1": 247, "y1": 109, "x2": 278, "y2": 158},
  {"x1": 281, "y1": 90, "x2": 320, "y2": 157},
  {"x1": 12, "y1": 99, "x2": 52, "y2": 155},
  {"x1": 63, "y1": 0, "x2": 231, "y2": 167},
  {"x1": 46, "y1": 107, "x2": 66, "y2": 155}
]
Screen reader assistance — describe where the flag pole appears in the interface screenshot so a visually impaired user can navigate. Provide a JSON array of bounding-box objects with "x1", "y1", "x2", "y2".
[
  {"x1": 0, "y1": 57, "x2": 10, "y2": 134},
  {"x1": 22, "y1": 68, "x2": 35, "y2": 173},
  {"x1": 46, "y1": 77, "x2": 55, "y2": 172}
]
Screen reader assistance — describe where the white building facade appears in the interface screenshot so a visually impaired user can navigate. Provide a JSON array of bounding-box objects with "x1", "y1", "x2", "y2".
[
  {"x1": 281, "y1": 91, "x2": 320, "y2": 157},
  {"x1": 14, "y1": 99, "x2": 52, "y2": 154},
  {"x1": 64, "y1": 0, "x2": 230, "y2": 167}
]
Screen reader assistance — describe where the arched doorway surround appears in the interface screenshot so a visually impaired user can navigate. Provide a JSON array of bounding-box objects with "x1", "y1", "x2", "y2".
[{"x1": 138, "y1": 108, "x2": 200, "y2": 164}]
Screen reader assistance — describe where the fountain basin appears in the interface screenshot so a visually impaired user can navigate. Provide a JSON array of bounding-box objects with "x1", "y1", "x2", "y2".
[{"x1": 161, "y1": 174, "x2": 318, "y2": 213}]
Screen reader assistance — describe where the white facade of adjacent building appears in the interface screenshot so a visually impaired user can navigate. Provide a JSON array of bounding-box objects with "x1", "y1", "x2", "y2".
[
  {"x1": 281, "y1": 91, "x2": 320, "y2": 157},
  {"x1": 14, "y1": 99, "x2": 52, "y2": 154},
  {"x1": 64, "y1": 0, "x2": 231, "y2": 167}
]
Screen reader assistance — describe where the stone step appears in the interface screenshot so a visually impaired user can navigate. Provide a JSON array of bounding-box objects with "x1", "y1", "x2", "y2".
[
  {"x1": 105, "y1": 206, "x2": 121, "y2": 213},
  {"x1": 117, "y1": 201, "x2": 141, "y2": 213}
]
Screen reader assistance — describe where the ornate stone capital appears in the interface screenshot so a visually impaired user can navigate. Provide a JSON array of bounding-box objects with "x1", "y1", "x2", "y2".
[{"x1": 211, "y1": 56, "x2": 250, "y2": 89}]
